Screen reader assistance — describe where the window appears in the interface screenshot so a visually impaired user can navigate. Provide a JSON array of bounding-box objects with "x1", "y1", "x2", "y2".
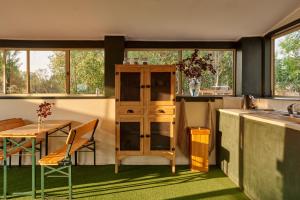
[
  {"x1": 0, "y1": 49, "x2": 104, "y2": 96},
  {"x1": 126, "y1": 50, "x2": 179, "y2": 65},
  {"x1": 125, "y1": 49, "x2": 235, "y2": 96},
  {"x1": 273, "y1": 26, "x2": 300, "y2": 97},
  {"x1": 0, "y1": 51, "x2": 3, "y2": 94},
  {"x1": 5, "y1": 50, "x2": 27, "y2": 94},
  {"x1": 182, "y1": 50, "x2": 234, "y2": 96},
  {"x1": 70, "y1": 50, "x2": 105, "y2": 94},
  {"x1": 126, "y1": 49, "x2": 181, "y2": 94},
  {"x1": 30, "y1": 51, "x2": 66, "y2": 94}
]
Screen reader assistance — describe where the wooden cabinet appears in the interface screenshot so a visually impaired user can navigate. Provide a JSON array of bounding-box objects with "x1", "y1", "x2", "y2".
[{"x1": 115, "y1": 64, "x2": 176, "y2": 173}]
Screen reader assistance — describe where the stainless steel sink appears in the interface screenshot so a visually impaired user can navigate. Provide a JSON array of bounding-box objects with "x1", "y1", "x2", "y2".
[
  {"x1": 271, "y1": 112, "x2": 300, "y2": 123},
  {"x1": 281, "y1": 113, "x2": 300, "y2": 118},
  {"x1": 248, "y1": 110, "x2": 300, "y2": 124}
]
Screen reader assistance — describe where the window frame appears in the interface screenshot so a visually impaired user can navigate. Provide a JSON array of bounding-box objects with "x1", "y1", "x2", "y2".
[
  {"x1": 271, "y1": 24, "x2": 300, "y2": 97},
  {"x1": 69, "y1": 49, "x2": 105, "y2": 95},
  {"x1": 3, "y1": 49, "x2": 29, "y2": 94},
  {"x1": 0, "y1": 48, "x2": 105, "y2": 97},
  {"x1": 125, "y1": 48, "x2": 236, "y2": 97}
]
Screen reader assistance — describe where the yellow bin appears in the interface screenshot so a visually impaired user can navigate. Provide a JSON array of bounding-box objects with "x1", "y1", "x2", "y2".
[{"x1": 188, "y1": 127, "x2": 210, "y2": 172}]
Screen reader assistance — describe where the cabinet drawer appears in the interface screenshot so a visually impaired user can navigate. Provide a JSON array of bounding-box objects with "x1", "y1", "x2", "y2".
[
  {"x1": 149, "y1": 106, "x2": 175, "y2": 115},
  {"x1": 118, "y1": 106, "x2": 143, "y2": 115}
]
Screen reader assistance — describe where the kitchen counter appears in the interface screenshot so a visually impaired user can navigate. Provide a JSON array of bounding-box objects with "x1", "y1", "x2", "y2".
[
  {"x1": 218, "y1": 109, "x2": 300, "y2": 131},
  {"x1": 217, "y1": 109, "x2": 300, "y2": 200}
]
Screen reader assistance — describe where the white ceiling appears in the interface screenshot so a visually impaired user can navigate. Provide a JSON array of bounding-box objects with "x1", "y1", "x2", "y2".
[{"x1": 0, "y1": 0, "x2": 299, "y2": 41}]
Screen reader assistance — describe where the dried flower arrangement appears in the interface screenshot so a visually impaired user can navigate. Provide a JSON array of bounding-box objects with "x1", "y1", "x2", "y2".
[
  {"x1": 176, "y1": 49, "x2": 216, "y2": 78},
  {"x1": 36, "y1": 101, "x2": 54, "y2": 120}
]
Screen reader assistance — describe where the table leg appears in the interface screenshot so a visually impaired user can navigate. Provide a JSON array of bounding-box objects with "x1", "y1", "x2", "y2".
[
  {"x1": 45, "y1": 132, "x2": 48, "y2": 155},
  {"x1": 3, "y1": 138, "x2": 7, "y2": 199},
  {"x1": 31, "y1": 138, "x2": 36, "y2": 199},
  {"x1": 75, "y1": 151, "x2": 78, "y2": 166},
  {"x1": 41, "y1": 166, "x2": 44, "y2": 199}
]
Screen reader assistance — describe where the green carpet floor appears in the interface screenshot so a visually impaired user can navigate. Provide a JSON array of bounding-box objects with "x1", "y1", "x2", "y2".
[{"x1": 0, "y1": 165, "x2": 249, "y2": 200}]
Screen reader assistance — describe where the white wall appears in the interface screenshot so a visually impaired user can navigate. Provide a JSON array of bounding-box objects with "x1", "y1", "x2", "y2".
[
  {"x1": 3, "y1": 97, "x2": 293, "y2": 166},
  {"x1": 0, "y1": 99, "x2": 115, "y2": 165},
  {"x1": 0, "y1": 98, "x2": 221, "y2": 166}
]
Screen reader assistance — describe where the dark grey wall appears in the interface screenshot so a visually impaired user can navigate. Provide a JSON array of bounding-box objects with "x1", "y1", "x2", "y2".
[
  {"x1": 235, "y1": 49, "x2": 243, "y2": 96},
  {"x1": 0, "y1": 40, "x2": 104, "y2": 48},
  {"x1": 104, "y1": 36, "x2": 125, "y2": 97},
  {"x1": 238, "y1": 37, "x2": 264, "y2": 97},
  {"x1": 263, "y1": 36, "x2": 272, "y2": 97}
]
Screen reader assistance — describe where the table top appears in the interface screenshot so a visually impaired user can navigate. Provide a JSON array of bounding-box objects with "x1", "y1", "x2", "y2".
[{"x1": 0, "y1": 120, "x2": 72, "y2": 138}]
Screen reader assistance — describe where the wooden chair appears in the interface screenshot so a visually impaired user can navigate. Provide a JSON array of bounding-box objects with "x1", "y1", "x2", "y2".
[
  {"x1": 39, "y1": 119, "x2": 99, "y2": 200},
  {"x1": 0, "y1": 118, "x2": 43, "y2": 166},
  {"x1": 74, "y1": 119, "x2": 99, "y2": 166}
]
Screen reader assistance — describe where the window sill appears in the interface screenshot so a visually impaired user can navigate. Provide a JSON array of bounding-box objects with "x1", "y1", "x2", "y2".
[
  {"x1": 0, "y1": 94, "x2": 114, "y2": 99},
  {"x1": 262, "y1": 97, "x2": 300, "y2": 101},
  {"x1": 176, "y1": 95, "x2": 227, "y2": 102},
  {"x1": 0, "y1": 94, "x2": 232, "y2": 101}
]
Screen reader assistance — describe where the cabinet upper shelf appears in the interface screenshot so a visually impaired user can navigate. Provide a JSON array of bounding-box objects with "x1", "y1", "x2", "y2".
[{"x1": 115, "y1": 65, "x2": 176, "y2": 106}]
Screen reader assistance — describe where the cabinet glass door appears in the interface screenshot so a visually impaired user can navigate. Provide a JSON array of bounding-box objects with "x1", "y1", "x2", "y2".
[
  {"x1": 117, "y1": 117, "x2": 144, "y2": 155},
  {"x1": 115, "y1": 65, "x2": 144, "y2": 106},
  {"x1": 121, "y1": 72, "x2": 140, "y2": 101},
  {"x1": 120, "y1": 122, "x2": 140, "y2": 151},
  {"x1": 145, "y1": 116, "x2": 174, "y2": 153},
  {"x1": 150, "y1": 122, "x2": 171, "y2": 150},
  {"x1": 151, "y1": 72, "x2": 171, "y2": 101},
  {"x1": 146, "y1": 66, "x2": 175, "y2": 106}
]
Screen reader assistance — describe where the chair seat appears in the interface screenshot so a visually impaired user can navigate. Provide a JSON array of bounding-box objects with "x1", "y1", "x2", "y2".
[
  {"x1": 39, "y1": 152, "x2": 66, "y2": 166},
  {"x1": 0, "y1": 138, "x2": 43, "y2": 160},
  {"x1": 40, "y1": 118, "x2": 99, "y2": 200},
  {"x1": 39, "y1": 138, "x2": 89, "y2": 166}
]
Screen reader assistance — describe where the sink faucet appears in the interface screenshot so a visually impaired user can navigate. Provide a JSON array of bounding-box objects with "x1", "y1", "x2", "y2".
[
  {"x1": 287, "y1": 103, "x2": 300, "y2": 115},
  {"x1": 287, "y1": 104, "x2": 296, "y2": 115}
]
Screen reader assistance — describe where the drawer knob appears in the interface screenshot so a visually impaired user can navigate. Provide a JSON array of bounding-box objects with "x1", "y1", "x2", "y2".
[
  {"x1": 146, "y1": 134, "x2": 150, "y2": 138},
  {"x1": 158, "y1": 109, "x2": 165, "y2": 113},
  {"x1": 127, "y1": 109, "x2": 134, "y2": 113}
]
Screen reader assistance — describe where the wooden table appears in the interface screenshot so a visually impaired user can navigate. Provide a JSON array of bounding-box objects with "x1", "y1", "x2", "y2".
[{"x1": 0, "y1": 120, "x2": 71, "y2": 199}]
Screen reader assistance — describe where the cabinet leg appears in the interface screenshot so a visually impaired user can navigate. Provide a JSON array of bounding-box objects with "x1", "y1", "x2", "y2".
[
  {"x1": 115, "y1": 160, "x2": 119, "y2": 174},
  {"x1": 171, "y1": 159, "x2": 176, "y2": 174},
  {"x1": 115, "y1": 163, "x2": 118, "y2": 174}
]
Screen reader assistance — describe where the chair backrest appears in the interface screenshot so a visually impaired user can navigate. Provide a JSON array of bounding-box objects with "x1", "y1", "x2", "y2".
[
  {"x1": 0, "y1": 118, "x2": 24, "y2": 125},
  {"x1": 74, "y1": 119, "x2": 99, "y2": 140},
  {"x1": 65, "y1": 119, "x2": 99, "y2": 158},
  {"x1": 0, "y1": 118, "x2": 26, "y2": 132},
  {"x1": 0, "y1": 118, "x2": 19, "y2": 125},
  {"x1": 66, "y1": 129, "x2": 77, "y2": 145}
]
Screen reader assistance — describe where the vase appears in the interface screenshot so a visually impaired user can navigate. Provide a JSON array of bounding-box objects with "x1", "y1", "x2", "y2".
[
  {"x1": 189, "y1": 78, "x2": 201, "y2": 96},
  {"x1": 38, "y1": 116, "x2": 44, "y2": 127}
]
